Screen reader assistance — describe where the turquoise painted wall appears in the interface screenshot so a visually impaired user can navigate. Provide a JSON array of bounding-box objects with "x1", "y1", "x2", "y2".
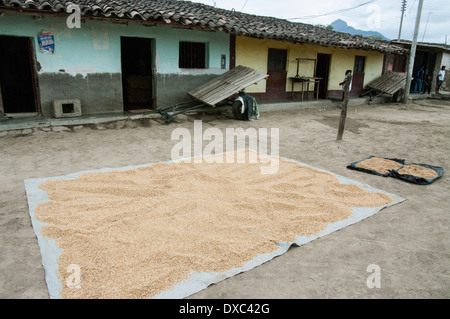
[{"x1": 0, "y1": 12, "x2": 230, "y2": 76}]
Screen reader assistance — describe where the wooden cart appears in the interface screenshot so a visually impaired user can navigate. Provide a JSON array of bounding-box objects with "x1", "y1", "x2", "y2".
[
  {"x1": 361, "y1": 71, "x2": 406, "y2": 102},
  {"x1": 157, "y1": 65, "x2": 268, "y2": 122}
]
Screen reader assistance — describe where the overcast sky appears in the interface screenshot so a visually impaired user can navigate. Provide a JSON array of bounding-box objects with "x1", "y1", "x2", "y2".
[{"x1": 189, "y1": 0, "x2": 450, "y2": 44}]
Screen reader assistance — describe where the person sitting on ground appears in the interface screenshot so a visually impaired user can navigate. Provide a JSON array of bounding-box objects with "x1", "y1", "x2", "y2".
[{"x1": 422, "y1": 75, "x2": 432, "y2": 95}]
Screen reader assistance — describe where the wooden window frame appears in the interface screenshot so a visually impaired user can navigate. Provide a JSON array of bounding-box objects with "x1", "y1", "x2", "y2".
[
  {"x1": 354, "y1": 55, "x2": 366, "y2": 73},
  {"x1": 268, "y1": 48, "x2": 287, "y2": 72},
  {"x1": 179, "y1": 41, "x2": 207, "y2": 69}
]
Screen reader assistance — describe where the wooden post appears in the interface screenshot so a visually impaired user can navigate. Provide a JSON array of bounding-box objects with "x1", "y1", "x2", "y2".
[
  {"x1": 316, "y1": 79, "x2": 320, "y2": 100},
  {"x1": 337, "y1": 73, "x2": 352, "y2": 141},
  {"x1": 0, "y1": 82, "x2": 4, "y2": 117}
]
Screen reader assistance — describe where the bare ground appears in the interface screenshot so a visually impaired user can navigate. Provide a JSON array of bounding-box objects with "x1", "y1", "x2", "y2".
[{"x1": 0, "y1": 98, "x2": 449, "y2": 299}]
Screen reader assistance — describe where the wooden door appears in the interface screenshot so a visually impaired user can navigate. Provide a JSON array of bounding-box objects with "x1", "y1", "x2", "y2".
[
  {"x1": 316, "y1": 54, "x2": 331, "y2": 99},
  {"x1": 266, "y1": 48, "x2": 287, "y2": 98},
  {"x1": 352, "y1": 56, "x2": 366, "y2": 97}
]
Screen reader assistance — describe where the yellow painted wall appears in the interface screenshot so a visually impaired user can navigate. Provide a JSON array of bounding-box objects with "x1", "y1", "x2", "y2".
[{"x1": 236, "y1": 36, "x2": 384, "y2": 93}]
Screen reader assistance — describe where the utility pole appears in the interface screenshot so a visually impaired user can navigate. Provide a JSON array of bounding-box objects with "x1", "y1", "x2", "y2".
[
  {"x1": 403, "y1": 0, "x2": 424, "y2": 103},
  {"x1": 398, "y1": 0, "x2": 407, "y2": 40}
]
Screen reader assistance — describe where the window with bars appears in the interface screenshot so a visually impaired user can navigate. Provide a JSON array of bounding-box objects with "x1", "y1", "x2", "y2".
[{"x1": 179, "y1": 41, "x2": 207, "y2": 69}]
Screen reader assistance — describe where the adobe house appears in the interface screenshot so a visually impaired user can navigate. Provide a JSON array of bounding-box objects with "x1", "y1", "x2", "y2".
[
  {"x1": 0, "y1": 0, "x2": 407, "y2": 120},
  {"x1": 391, "y1": 40, "x2": 450, "y2": 93},
  {"x1": 0, "y1": 0, "x2": 230, "y2": 118},
  {"x1": 228, "y1": 18, "x2": 406, "y2": 102},
  {"x1": 233, "y1": 36, "x2": 406, "y2": 101}
]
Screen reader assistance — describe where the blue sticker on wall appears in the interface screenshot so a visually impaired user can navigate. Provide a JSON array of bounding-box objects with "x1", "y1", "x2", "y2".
[{"x1": 37, "y1": 31, "x2": 55, "y2": 54}]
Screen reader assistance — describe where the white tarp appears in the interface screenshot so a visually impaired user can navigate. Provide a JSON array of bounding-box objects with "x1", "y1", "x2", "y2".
[{"x1": 24, "y1": 154, "x2": 405, "y2": 299}]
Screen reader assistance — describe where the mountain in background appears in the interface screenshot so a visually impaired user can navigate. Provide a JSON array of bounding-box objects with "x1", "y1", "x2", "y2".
[{"x1": 330, "y1": 19, "x2": 389, "y2": 40}]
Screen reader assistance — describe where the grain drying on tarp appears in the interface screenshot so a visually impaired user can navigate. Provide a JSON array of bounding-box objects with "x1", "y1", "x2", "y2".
[{"x1": 35, "y1": 151, "x2": 394, "y2": 298}]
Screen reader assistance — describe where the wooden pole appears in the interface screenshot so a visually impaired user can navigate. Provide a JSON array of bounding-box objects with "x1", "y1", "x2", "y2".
[
  {"x1": 336, "y1": 73, "x2": 352, "y2": 141},
  {"x1": 0, "y1": 82, "x2": 4, "y2": 117}
]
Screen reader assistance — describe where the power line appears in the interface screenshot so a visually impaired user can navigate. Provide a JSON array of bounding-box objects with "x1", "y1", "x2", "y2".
[
  {"x1": 349, "y1": 14, "x2": 399, "y2": 31},
  {"x1": 240, "y1": 0, "x2": 249, "y2": 12},
  {"x1": 288, "y1": 0, "x2": 377, "y2": 20},
  {"x1": 422, "y1": 11, "x2": 432, "y2": 42},
  {"x1": 404, "y1": 13, "x2": 416, "y2": 38},
  {"x1": 408, "y1": 0, "x2": 417, "y2": 14}
]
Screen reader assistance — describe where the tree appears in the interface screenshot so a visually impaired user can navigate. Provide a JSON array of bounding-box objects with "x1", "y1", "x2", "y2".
[
  {"x1": 368, "y1": 35, "x2": 385, "y2": 40},
  {"x1": 315, "y1": 24, "x2": 334, "y2": 31}
]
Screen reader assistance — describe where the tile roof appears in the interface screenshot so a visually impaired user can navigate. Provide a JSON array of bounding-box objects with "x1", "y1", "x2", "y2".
[
  {"x1": 0, "y1": 0, "x2": 407, "y2": 54},
  {"x1": 391, "y1": 40, "x2": 450, "y2": 53}
]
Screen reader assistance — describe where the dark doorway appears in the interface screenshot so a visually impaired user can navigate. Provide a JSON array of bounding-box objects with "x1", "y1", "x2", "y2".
[
  {"x1": 315, "y1": 53, "x2": 331, "y2": 99},
  {"x1": 409, "y1": 50, "x2": 437, "y2": 93},
  {"x1": 121, "y1": 37, "x2": 154, "y2": 111},
  {"x1": 414, "y1": 50, "x2": 436, "y2": 75},
  {"x1": 352, "y1": 55, "x2": 366, "y2": 97},
  {"x1": 0, "y1": 35, "x2": 38, "y2": 114},
  {"x1": 266, "y1": 48, "x2": 288, "y2": 98},
  {"x1": 412, "y1": 50, "x2": 436, "y2": 81}
]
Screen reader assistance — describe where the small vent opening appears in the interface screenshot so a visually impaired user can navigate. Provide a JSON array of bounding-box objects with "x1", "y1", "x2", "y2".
[{"x1": 62, "y1": 103, "x2": 75, "y2": 114}]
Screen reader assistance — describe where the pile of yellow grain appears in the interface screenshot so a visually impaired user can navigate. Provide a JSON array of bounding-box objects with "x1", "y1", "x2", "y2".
[
  {"x1": 355, "y1": 157, "x2": 403, "y2": 175},
  {"x1": 35, "y1": 151, "x2": 394, "y2": 299},
  {"x1": 396, "y1": 164, "x2": 438, "y2": 179}
]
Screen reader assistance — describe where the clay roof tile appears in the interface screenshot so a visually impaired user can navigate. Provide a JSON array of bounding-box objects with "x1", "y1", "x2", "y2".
[{"x1": 0, "y1": 0, "x2": 408, "y2": 54}]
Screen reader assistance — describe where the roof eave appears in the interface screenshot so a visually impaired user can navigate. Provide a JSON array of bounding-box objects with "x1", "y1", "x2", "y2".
[{"x1": 0, "y1": 3, "x2": 408, "y2": 55}]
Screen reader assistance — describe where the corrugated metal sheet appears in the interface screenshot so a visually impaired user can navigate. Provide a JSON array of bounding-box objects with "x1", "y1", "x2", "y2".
[{"x1": 188, "y1": 65, "x2": 268, "y2": 106}]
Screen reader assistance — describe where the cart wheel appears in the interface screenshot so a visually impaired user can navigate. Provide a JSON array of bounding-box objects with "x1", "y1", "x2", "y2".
[
  {"x1": 393, "y1": 88, "x2": 404, "y2": 102},
  {"x1": 232, "y1": 100, "x2": 247, "y2": 120}
]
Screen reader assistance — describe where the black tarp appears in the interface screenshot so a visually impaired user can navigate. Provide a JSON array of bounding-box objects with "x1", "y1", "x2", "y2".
[
  {"x1": 347, "y1": 156, "x2": 443, "y2": 185},
  {"x1": 391, "y1": 163, "x2": 444, "y2": 185},
  {"x1": 347, "y1": 156, "x2": 405, "y2": 177}
]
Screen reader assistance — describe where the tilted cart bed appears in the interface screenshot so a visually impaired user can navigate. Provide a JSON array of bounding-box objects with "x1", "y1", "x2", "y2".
[{"x1": 157, "y1": 65, "x2": 268, "y2": 122}]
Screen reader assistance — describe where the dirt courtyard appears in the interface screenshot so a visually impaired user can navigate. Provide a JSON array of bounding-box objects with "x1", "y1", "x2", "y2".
[{"x1": 0, "y1": 98, "x2": 449, "y2": 299}]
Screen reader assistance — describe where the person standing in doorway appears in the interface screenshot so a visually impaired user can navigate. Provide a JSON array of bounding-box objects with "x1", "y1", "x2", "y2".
[
  {"x1": 414, "y1": 65, "x2": 425, "y2": 94},
  {"x1": 435, "y1": 66, "x2": 446, "y2": 94}
]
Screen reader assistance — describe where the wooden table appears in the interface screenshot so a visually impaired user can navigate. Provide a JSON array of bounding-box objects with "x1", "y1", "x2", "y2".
[{"x1": 289, "y1": 76, "x2": 322, "y2": 101}]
